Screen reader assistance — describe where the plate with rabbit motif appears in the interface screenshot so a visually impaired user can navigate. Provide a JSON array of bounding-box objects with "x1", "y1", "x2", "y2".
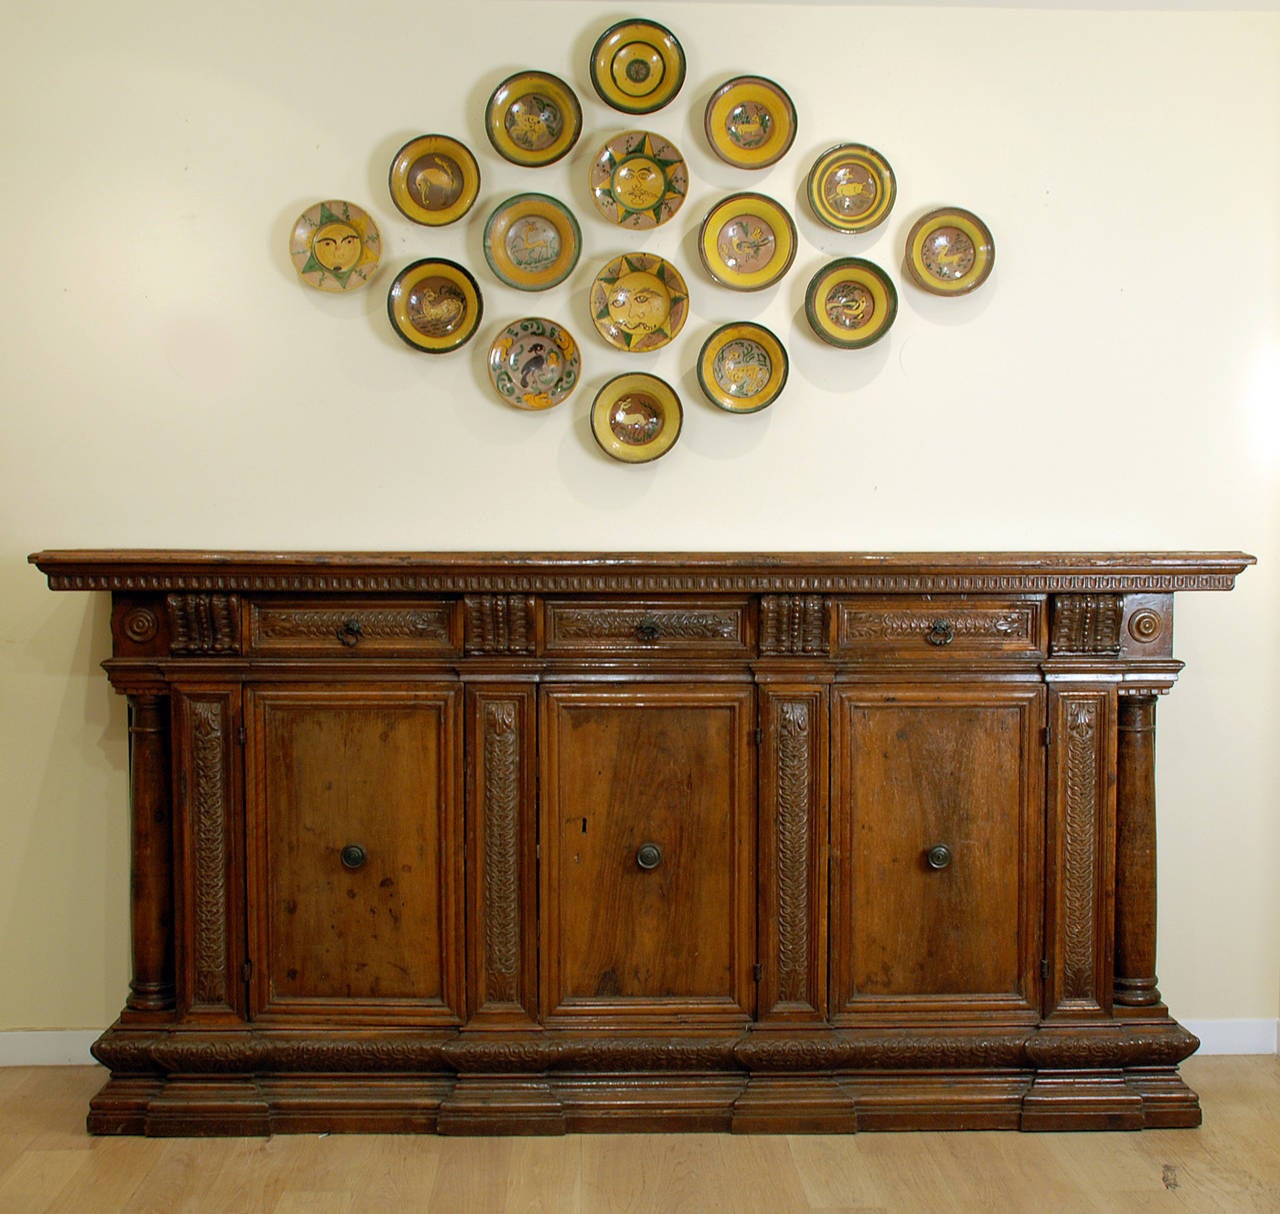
[
  {"x1": 591, "y1": 372, "x2": 683, "y2": 463},
  {"x1": 485, "y1": 70, "x2": 582, "y2": 167},
  {"x1": 388, "y1": 135, "x2": 480, "y2": 226}
]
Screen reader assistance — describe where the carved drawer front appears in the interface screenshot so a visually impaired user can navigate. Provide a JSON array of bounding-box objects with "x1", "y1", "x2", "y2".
[
  {"x1": 543, "y1": 598, "x2": 753, "y2": 656},
  {"x1": 248, "y1": 599, "x2": 460, "y2": 656},
  {"x1": 833, "y1": 596, "x2": 1045, "y2": 660}
]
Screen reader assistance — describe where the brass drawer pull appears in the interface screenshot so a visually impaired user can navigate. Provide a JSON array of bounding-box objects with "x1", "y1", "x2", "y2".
[
  {"x1": 636, "y1": 842, "x2": 663, "y2": 871},
  {"x1": 925, "y1": 843, "x2": 953, "y2": 870},
  {"x1": 635, "y1": 619, "x2": 662, "y2": 642},
  {"x1": 925, "y1": 619, "x2": 955, "y2": 646},
  {"x1": 340, "y1": 843, "x2": 368, "y2": 871},
  {"x1": 336, "y1": 618, "x2": 363, "y2": 647}
]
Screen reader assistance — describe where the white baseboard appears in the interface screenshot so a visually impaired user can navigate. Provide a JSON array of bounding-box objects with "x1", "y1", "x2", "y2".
[{"x1": 1184, "y1": 1019, "x2": 1279, "y2": 1056}]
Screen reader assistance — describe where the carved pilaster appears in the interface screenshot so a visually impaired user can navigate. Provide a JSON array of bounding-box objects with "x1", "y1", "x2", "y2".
[
  {"x1": 760, "y1": 595, "x2": 827, "y2": 655},
  {"x1": 1115, "y1": 695, "x2": 1162, "y2": 1008},
  {"x1": 465, "y1": 595, "x2": 537, "y2": 655},
  {"x1": 186, "y1": 698, "x2": 233, "y2": 1011}
]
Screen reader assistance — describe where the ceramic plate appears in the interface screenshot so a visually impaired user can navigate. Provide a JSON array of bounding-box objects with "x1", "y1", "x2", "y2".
[
  {"x1": 590, "y1": 18, "x2": 686, "y2": 114},
  {"x1": 591, "y1": 373, "x2": 683, "y2": 463},
  {"x1": 487, "y1": 318, "x2": 581, "y2": 411},
  {"x1": 807, "y1": 144, "x2": 896, "y2": 233},
  {"x1": 589, "y1": 253, "x2": 689, "y2": 353},
  {"x1": 483, "y1": 194, "x2": 581, "y2": 291},
  {"x1": 696, "y1": 322, "x2": 788, "y2": 413},
  {"x1": 387, "y1": 258, "x2": 483, "y2": 353},
  {"x1": 588, "y1": 131, "x2": 687, "y2": 229},
  {"x1": 388, "y1": 135, "x2": 480, "y2": 226},
  {"x1": 485, "y1": 70, "x2": 582, "y2": 167},
  {"x1": 289, "y1": 200, "x2": 381, "y2": 292},
  {"x1": 905, "y1": 207, "x2": 995, "y2": 295},
  {"x1": 704, "y1": 76, "x2": 797, "y2": 169},
  {"x1": 698, "y1": 193, "x2": 797, "y2": 291},
  {"x1": 804, "y1": 258, "x2": 898, "y2": 349}
]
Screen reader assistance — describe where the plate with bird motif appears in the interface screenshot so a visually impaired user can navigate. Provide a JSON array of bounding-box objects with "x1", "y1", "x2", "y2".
[
  {"x1": 591, "y1": 373, "x2": 683, "y2": 463},
  {"x1": 483, "y1": 194, "x2": 581, "y2": 291},
  {"x1": 289, "y1": 200, "x2": 381, "y2": 292},
  {"x1": 590, "y1": 18, "x2": 686, "y2": 114},
  {"x1": 589, "y1": 252, "x2": 689, "y2": 353},
  {"x1": 387, "y1": 258, "x2": 483, "y2": 354},
  {"x1": 804, "y1": 258, "x2": 897, "y2": 349},
  {"x1": 807, "y1": 144, "x2": 896, "y2": 233},
  {"x1": 698, "y1": 193, "x2": 797, "y2": 291},
  {"x1": 388, "y1": 134, "x2": 480, "y2": 226},
  {"x1": 485, "y1": 70, "x2": 582, "y2": 167},
  {"x1": 487, "y1": 317, "x2": 581, "y2": 411},
  {"x1": 704, "y1": 75, "x2": 797, "y2": 169},
  {"x1": 696, "y1": 322, "x2": 788, "y2": 413},
  {"x1": 588, "y1": 131, "x2": 687, "y2": 229},
  {"x1": 904, "y1": 207, "x2": 995, "y2": 295}
]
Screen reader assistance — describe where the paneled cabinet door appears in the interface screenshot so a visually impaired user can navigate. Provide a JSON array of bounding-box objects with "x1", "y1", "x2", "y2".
[
  {"x1": 244, "y1": 685, "x2": 465, "y2": 1023},
  {"x1": 831, "y1": 684, "x2": 1045, "y2": 1019},
  {"x1": 540, "y1": 684, "x2": 756, "y2": 1026}
]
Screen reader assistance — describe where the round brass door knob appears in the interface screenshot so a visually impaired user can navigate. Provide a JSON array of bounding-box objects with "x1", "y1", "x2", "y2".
[
  {"x1": 925, "y1": 843, "x2": 953, "y2": 870},
  {"x1": 636, "y1": 843, "x2": 663, "y2": 870}
]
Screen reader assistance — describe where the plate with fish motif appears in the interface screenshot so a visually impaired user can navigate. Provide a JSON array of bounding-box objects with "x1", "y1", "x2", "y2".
[
  {"x1": 487, "y1": 317, "x2": 581, "y2": 411},
  {"x1": 387, "y1": 258, "x2": 483, "y2": 353},
  {"x1": 704, "y1": 75, "x2": 797, "y2": 169},
  {"x1": 696, "y1": 322, "x2": 788, "y2": 413},
  {"x1": 289, "y1": 200, "x2": 381, "y2": 292},
  {"x1": 807, "y1": 144, "x2": 896, "y2": 233},
  {"x1": 804, "y1": 258, "x2": 897, "y2": 349},
  {"x1": 483, "y1": 194, "x2": 581, "y2": 291},
  {"x1": 589, "y1": 252, "x2": 689, "y2": 353},
  {"x1": 590, "y1": 18, "x2": 686, "y2": 114},
  {"x1": 905, "y1": 207, "x2": 995, "y2": 295},
  {"x1": 485, "y1": 70, "x2": 582, "y2": 167},
  {"x1": 591, "y1": 373, "x2": 683, "y2": 463},
  {"x1": 588, "y1": 131, "x2": 687, "y2": 229},
  {"x1": 698, "y1": 193, "x2": 797, "y2": 291},
  {"x1": 388, "y1": 134, "x2": 480, "y2": 226}
]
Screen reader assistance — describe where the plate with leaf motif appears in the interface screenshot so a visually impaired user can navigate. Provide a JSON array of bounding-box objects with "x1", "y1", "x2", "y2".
[
  {"x1": 590, "y1": 18, "x2": 686, "y2": 114},
  {"x1": 483, "y1": 194, "x2": 581, "y2": 291},
  {"x1": 485, "y1": 70, "x2": 582, "y2": 167},
  {"x1": 289, "y1": 200, "x2": 381, "y2": 292},
  {"x1": 588, "y1": 131, "x2": 687, "y2": 229},
  {"x1": 804, "y1": 258, "x2": 897, "y2": 349},
  {"x1": 696, "y1": 322, "x2": 788, "y2": 413},
  {"x1": 807, "y1": 144, "x2": 896, "y2": 233},
  {"x1": 591, "y1": 373, "x2": 683, "y2": 463},
  {"x1": 704, "y1": 75, "x2": 797, "y2": 169},
  {"x1": 589, "y1": 252, "x2": 689, "y2": 353},
  {"x1": 388, "y1": 134, "x2": 480, "y2": 226},
  {"x1": 905, "y1": 207, "x2": 995, "y2": 295},
  {"x1": 387, "y1": 258, "x2": 483, "y2": 354},
  {"x1": 487, "y1": 317, "x2": 581, "y2": 411},
  {"x1": 698, "y1": 193, "x2": 797, "y2": 291}
]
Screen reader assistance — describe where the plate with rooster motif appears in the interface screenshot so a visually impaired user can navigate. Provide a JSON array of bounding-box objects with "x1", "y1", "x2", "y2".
[
  {"x1": 483, "y1": 194, "x2": 581, "y2": 291},
  {"x1": 485, "y1": 70, "x2": 582, "y2": 167},
  {"x1": 804, "y1": 258, "x2": 897, "y2": 349},
  {"x1": 704, "y1": 75, "x2": 797, "y2": 169},
  {"x1": 806, "y1": 144, "x2": 896, "y2": 234},
  {"x1": 487, "y1": 318, "x2": 581, "y2": 411},
  {"x1": 590, "y1": 18, "x2": 686, "y2": 114},
  {"x1": 696, "y1": 322, "x2": 788, "y2": 413},
  {"x1": 589, "y1": 252, "x2": 689, "y2": 353},
  {"x1": 289, "y1": 200, "x2": 381, "y2": 292},
  {"x1": 591, "y1": 372, "x2": 683, "y2": 463},
  {"x1": 904, "y1": 207, "x2": 995, "y2": 295},
  {"x1": 387, "y1": 258, "x2": 483, "y2": 354},
  {"x1": 698, "y1": 193, "x2": 796, "y2": 291},
  {"x1": 588, "y1": 131, "x2": 687, "y2": 229},
  {"x1": 388, "y1": 134, "x2": 480, "y2": 226}
]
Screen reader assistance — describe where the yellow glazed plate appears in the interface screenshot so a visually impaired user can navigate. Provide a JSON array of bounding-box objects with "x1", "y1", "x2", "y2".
[
  {"x1": 387, "y1": 258, "x2": 483, "y2": 353},
  {"x1": 289, "y1": 200, "x2": 381, "y2": 292},
  {"x1": 698, "y1": 193, "x2": 797, "y2": 291},
  {"x1": 589, "y1": 252, "x2": 689, "y2": 353},
  {"x1": 905, "y1": 207, "x2": 995, "y2": 295},
  {"x1": 487, "y1": 318, "x2": 581, "y2": 410},
  {"x1": 485, "y1": 70, "x2": 582, "y2": 167},
  {"x1": 591, "y1": 373, "x2": 683, "y2": 463},
  {"x1": 588, "y1": 131, "x2": 688, "y2": 230},
  {"x1": 807, "y1": 143, "x2": 896, "y2": 234},
  {"x1": 704, "y1": 76, "x2": 797, "y2": 169},
  {"x1": 696, "y1": 322, "x2": 788, "y2": 413},
  {"x1": 590, "y1": 18, "x2": 686, "y2": 114},
  {"x1": 483, "y1": 194, "x2": 581, "y2": 291},
  {"x1": 804, "y1": 258, "x2": 898, "y2": 349},
  {"x1": 388, "y1": 135, "x2": 480, "y2": 226}
]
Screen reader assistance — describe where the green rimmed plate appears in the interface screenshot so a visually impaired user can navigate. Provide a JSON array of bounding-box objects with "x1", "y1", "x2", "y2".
[
  {"x1": 697, "y1": 322, "x2": 788, "y2": 413},
  {"x1": 387, "y1": 258, "x2": 483, "y2": 354},
  {"x1": 807, "y1": 143, "x2": 896, "y2": 234},
  {"x1": 289, "y1": 200, "x2": 381, "y2": 292},
  {"x1": 590, "y1": 18, "x2": 686, "y2": 114},
  {"x1": 805, "y1": 258, "x2": 897, "y2": 349},
  {"x1": 388, "y1": 134, "x2": 480, "y2": 226},
  {"x1": 588, "y1": 130, "x2": 688, "y2": 230},
  {"x1": 905, "y1": 207, "x2": 995, "y2": 295},
  {"x1": 698, "y1": 193, "x2": 797, "y2": 291},
  {"x1": 591, "y1": 373, "x2": 683, "y2": 463},
  {"x1": 483, "y1": 194, "x2": 581, "y2": 291},
  {"x1": 704, "y1": 75, "x2": 797, "y2": 169},
  {"x1": 485, "y1": 70, "x2": 582, "y2": 167},
  {"x1": 589, "y1": 252, "x2": 689, "y2": 353},
  {"x1": 487, "y1": 317, "x2": 581, "y2": 411}
]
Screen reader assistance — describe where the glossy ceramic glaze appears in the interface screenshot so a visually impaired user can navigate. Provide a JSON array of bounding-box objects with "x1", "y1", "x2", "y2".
[
  {"x1": 589, "y1": 252, "x2": 689, "y2": 353},
  {"x1": 807, "y1": 144, "x2": 896, "y2": 233},
  {"x1": 590, "y1": 19, "x2": 686, "y2": 114},
  {"x1": 388, "y1": 135, "x2": 480, "y2": 226},
  {"x1": 387, "y1": 258, "x2": 483, "y2": 353},
  {"x1": 704, "y1": 76, "x2": 797, "y2": 169},
  {"x1": 487, "y1": 317, "x2": 581, "y2": 410},
  {"x1": 905, "y1": 207, "x2": 995, "y2": 295},
  {"x1": 289, "y1": 200, "x2": 381, "y2": 292},
  {"x1": 483, "y1": 194, "x2": 581, "y2": 291},
  {"x1": 804, "y1": 258, "x2": 898, "y2": 348},
  {"x1": 485, "y1": 71, "x2": 583, "y2": 167},
  {"x1": 590, "y1": 372, "x2": 683, "y2": 462},
  {"x1": 698, "y1": 193, "x2": 797, "y2": 291},
  {"x1": 696, "y1": 322, "x2": 789, "y2": 413},
  {"x1": 588, "y1": 131, "x2": 688, "y2": 230}
]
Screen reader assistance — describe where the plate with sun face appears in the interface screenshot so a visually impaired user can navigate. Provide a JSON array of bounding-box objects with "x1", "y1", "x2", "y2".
[
  {"x1": 289, "y1": 200, "x2": 381, "y2": 292},
  {"x1": 704, "y1": 75, "x2": 797, "y2": 169},
  {"x1": 387, "y1": 258, "x2": 483, "y2": 354},
  {"x1": 485, "y1": 70, "x2": 582, "y2": 167},
  {"x1": 590, "y1": 18, "x2": 686, "y2": 114},
  {"x1": 487, "y1": 317, "x2": 581, "y2": 411},
  {"x1": 806, "y1": 144, "x2": 896, "y2": 234},
  {"x1": 904, "y1": 207, "x2": 995, "y2": 295},
  {"x1": 588, "y1": 131, "x2": 687, "y2": 230},
  {"x1": 697, "y1": 322, "x2": 788, "y2": 413},
  {"x1": 804, "y1": 258, "x2": 897, "y2": 349},
  {"x1": 483, "y1": 193, "x2": 581, "y2": 291},
  {"x1": 388, "y1": 134, "x2": 480, "y2": 226},
  {"x1": 589, "y1": 252, "x2": 689, "y2": 353},
  {"x1": 591, "y1": 373, "x2": 683, "y2": 463},
  {"x1": 698, "y1": 193, "x2": 797, "y2": 291}
]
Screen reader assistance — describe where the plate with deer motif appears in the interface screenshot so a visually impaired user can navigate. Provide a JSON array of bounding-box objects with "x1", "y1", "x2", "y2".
[
  {"x1": 804, "y1": 258, "x2": 897, "y2": 349},
  {"x1": 487, "y1": 317, "x2": 581, "y2": 410},
  {"x1": 588, "y1": 131, "x2": 688, "y2": 230},
  {"x1": 904, "y1": 207, "x2": 995, "y2": 295},
  {"x1": 483, "y1": 194, "x2": 581, "y2": 291},
  {"x1": 589, "y1": 252, "x2": 689, "y2": 353},
  {"x1": 591, "y1": 372, "x2": 683, "y2": 463},
  {"x1": 289, "y1": 200, "x2": 381, "y2": 292},
  {"x1": 807, "y1": 144, "x2": 896, "y2": 233},
  {"x1": 698, "y1": 193, "x2": 797, "y2": 291},
  {"x1": 387, "y1": 258, "x2": 483, "y2": 354},
  {"x1": 696, "y1": 322, "x2": 788, "y2": 413},
  {"x1": 590, "y1": 18, "x2": 686, "y2": 114},
  {"x1": 704, "y1": 75, "x2": 797, "y2": 169},
  {"x1": 485, "y1": 70, "x2": 582, "y2": 167},
  {"x1": 388, "y1": 135, "x2": 480, "y2": 226}
]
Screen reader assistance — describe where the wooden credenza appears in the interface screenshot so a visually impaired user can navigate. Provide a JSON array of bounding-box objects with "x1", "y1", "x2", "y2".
[{"x1": 29, "y1": 549, "x2": 1254, "y2": 1135}]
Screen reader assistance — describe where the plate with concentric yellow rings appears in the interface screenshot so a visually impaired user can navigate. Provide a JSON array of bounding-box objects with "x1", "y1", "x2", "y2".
[
  {"x1": 387, "y1": 259, "x2": 483, "y2": 354},
  {"x1": 591, "y1": 373, "x2": 683, "y2": 463},
  {"x1": 698, "y1": 193, "x2": 797, "y2": 291},
  {"x1": 483, "y1": 194, "x2": 581, "y2": 291},
  {"x1": 590, "y1": 18, "x2": 686, "y2": 114},
  {"x1": 697, "y1": 322, "x2": 788, "y2": 413},
  {"x1": 804, "y1": 258, "x2": 897, "y2": 349},
  {"x1": 289, "y1": 200, "x2": 381, "y2": 292},
  {"x1": 704, "y1": 75, "x2": 797, "y2": 169},
  {"x1": 485, "y1": 70, "x2": 582, "y2": 167},
  {"x1": 388, "y1": 135, "x2": 480, "y2": 226},
  {"x1": 806, "y1": 144, "x2": 896, "y2": 234},
  {"x1": 904, "y1": 207, "x2": 995, "y2": 295}
]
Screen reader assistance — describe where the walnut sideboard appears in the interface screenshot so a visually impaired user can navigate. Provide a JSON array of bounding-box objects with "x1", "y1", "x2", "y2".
[{"x1": 30, "y1": 549, "x2": 1254, "y2": 1136}]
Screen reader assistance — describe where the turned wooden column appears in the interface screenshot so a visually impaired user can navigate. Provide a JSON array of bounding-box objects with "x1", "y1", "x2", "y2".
[{"x1": 1114, "y1": 694, "x2": 1161, "y2": 1007}]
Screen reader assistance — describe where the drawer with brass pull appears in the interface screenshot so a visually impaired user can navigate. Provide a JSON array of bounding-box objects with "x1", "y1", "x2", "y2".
[
  {"x1": 833, "y1": 596, "x2": 1045, "y2": 660},
  {"x1": 543, "y1": 598, "x2": 753, "y2": 657},
  {"x1": 248, "y1": 599, "x2": 461, "y2": 656}
]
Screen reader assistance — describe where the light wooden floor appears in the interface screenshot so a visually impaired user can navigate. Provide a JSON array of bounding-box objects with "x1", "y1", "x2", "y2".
[{"x1": 0, "y1": 1056, "x2": 1276, "y2": 1213}]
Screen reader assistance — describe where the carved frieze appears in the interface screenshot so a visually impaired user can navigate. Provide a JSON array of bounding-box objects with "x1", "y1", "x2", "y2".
[
  {"x1": 1051, "y1": 594, "x2": 1123, "y2": 655},
  {"x1": 167, "y1": 594, "x2": 240, "y2": 655},
  {"x1": 465, "y1": 594, "x2": 536, "y2": 655},
  {"x1": 760, "y1": 595, "x2": 827, "y2": 655}
]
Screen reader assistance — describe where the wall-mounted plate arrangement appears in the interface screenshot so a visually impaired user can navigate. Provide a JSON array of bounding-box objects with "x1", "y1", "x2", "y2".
[
  {"x1": 591, "y1": 372, "x2": 683, "y2": 462},
  {"x1": 485, "y1": 70, "x2": 582, "y2": 167},
  {"x1": 590, "y1": 252, "x2": 689, "y2": 353},
  {"x1": 904, "y1": 207, "x2": 995, "y2": 295},
  {"x1": 704, "y1": 75, "x2": 797, "y2": 169},
  {"x1": 590, "y1": 18, "x2": 686, "y2": 114},
  {"x1": 483, "y1": 193, "x2": 581, "y2": 291},
  {"x1": 387, "y1": 258, "x2": 483, "y2": 354},
  {"x1": 697, "y1": 322, "x2": 788, "y2": 413},
  {"x1": 487, "y1": 317, "x2": 581, "y2": 410},
  {"x1": 698, "y1": 193, "x2": 797, "y2": 291},
  {"x1": 805, "y1": 257, "x2": 898, "y2": 348},
  {"x1": 807, "y1": 143, "x2": 896, "y2": 233},
  {"x1": 588, "y1": 131, "x2": 688, "y2": 229},
  {"x1": 388, "y1": 135, "x2": 480, "y2": 227},
  {"x1": 289, "y1": 200, "x2": 381, "y2": 292}
]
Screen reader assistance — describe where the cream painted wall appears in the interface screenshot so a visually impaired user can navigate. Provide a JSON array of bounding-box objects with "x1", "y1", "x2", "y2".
[{"x1": 1, "y1": 1, "x2": 1277, "y2": 1034}]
